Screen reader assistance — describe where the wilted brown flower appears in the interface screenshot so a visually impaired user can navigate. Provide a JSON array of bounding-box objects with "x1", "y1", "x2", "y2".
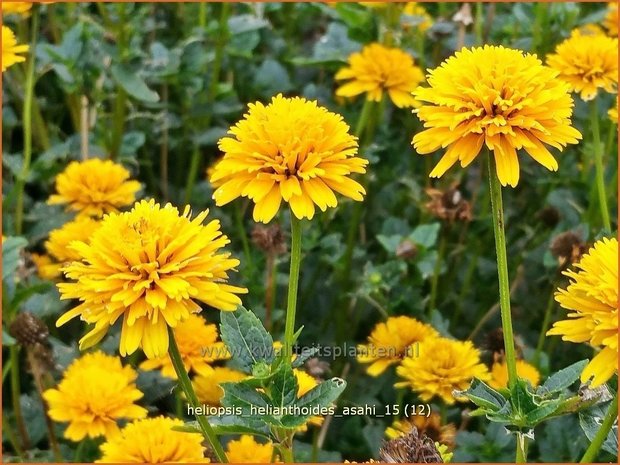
[
  {"x1": 379, "y1": 428, "x2": 443, "y2": 463},
  {"x1": 251, "y1": 224, "x2": 287, "y2": 256},
  {"x1": 550, "y1": 231, "x2": 588, "y2": 269},
  {"x1": 304, "y1": 357, "x2": 330, "y2": 380},
  {"x1": 426, "y1": 184, "x2": 472, "y2": 223},
  {"x1": 386, "y1": 412, "x2": 456, "y2": 449},
  {"x1": 396, "y1": 239, "x2": 418, "y2": 260}
]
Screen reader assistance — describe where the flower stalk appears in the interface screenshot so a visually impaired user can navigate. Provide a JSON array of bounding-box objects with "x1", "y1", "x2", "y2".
[
  {"x1": 590, "y1": 98, "x2": 612, "y2": 231},
  {"x1": 283, "y1": 216, "x2": 303, "y2": 361},
  {"x1": 167, "y1": 328, "x2": 228, "y2": 463}
]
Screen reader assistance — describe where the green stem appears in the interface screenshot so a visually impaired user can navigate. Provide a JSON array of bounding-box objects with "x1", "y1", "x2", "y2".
[
  {"x1": 198, "y1": 2, "x2": 207, "y2": 29},
  {"x1": 474, "y1": 2, "x2": 483, "y2": 45},
  {"x1": 184, "y1": 2, "x2": 230, "y2": 203},
  {"x1": 234, "y1": 203, "x2": 254, "y2": 275},
  {"x1": 429, "y1": 232, "x2": 447, "y2": 315},
  {"x1": 10, "y1": 346, "x2": 29, "y2": 449},
  {"x1": 580, "y1": 394, "x2": 618, "y2": 463},
  {"x1": 283, "y1": 216, "x2": 303, "y2": 361},
  {"x1": 279, "y1": 443, "x2": 294, "y2": 463},
  {"x1": 168, "y1": 328, "x2": 228, "y2": 463},
  {"x1": 487, "y1": 153, "x2": 518, "y2": 388},
  {"x1": 3, "y1": 412, "x2": 25, "y2": 459},
  {"x1": 355, "y1": 98, "x2": 374, "y2": 139},
  {"x1": 14, "y1": 5, "x2": 39, "y2": 236},
  {"x1": 533, "y1": 289, "x2": 555, "y2": 367},
  {"x1": 516, "y1": 433, "x2": 529, "y2": 463},
  {"x1": 590, "y1": 99, "x2": 612, "y2": 231}
]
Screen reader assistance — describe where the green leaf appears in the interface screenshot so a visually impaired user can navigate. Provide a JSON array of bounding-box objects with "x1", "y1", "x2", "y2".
[
  {"x1": 279, "y1": 377, "x2": 346, "y2": 427},
  {"x1": 209, "y1": 415, "x2": 270, "y2": 437},
  {"x1": 292, "y1": 346, "x2": 320, "y2": 368},
  {"x1": 410, "y1": 223, "x2": 441, "y2": 248},
  {"x1": 579, "y1": 402, "x2": 619, "y2": 456},
  {"x1": 3, "y1": 328, "x2": 16, "y2": 346},
  {"x1": 456, "y1": 378, "x2": 507, "y2": 412},
  {"x1": 220, "y1": 306, "x2": 275, "y2": 373},
  {"x1": 111, "y1": 64, "x2": 160, "y2": 103},
  {"x1": 524, "y1": 400, "x2": 563, "y2": 425},
  {"x1": 2, "y1": 237, "x2": 28, "y2": 282},
  {"x1": 271, "y1": 364, "x2": 298, "y2": 408},
  {"x1": 539, "y1": 360, "x2": 588, "y2": 395}
]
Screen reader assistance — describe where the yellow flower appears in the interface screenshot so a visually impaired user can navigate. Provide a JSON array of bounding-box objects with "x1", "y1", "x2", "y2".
[
  {"x1": 1, "y1": 2, "x2": 32, "y2": 16},
  {"x1": 225, "y1": 435, "x2": 277, "y2": 463},
  {"x1": 396, "y1": 337, "x2": 489, "y2": 404},
  {"x1": 34, "y1": 217, "x2": 101, "y2": 279},
  {"x1": 546, "y1": 30, "x2": 618, "y2": 101},
  {"x1": 357, "y1": 316, "x2": 439, "y2": 376},
  {"x1": 97, "y1": 416, "x2": 210, "y2": 463},
  {"x1": 604, "y1": 2, "x2": 618, "y2": 36},
  {"x1": 31, "y1": 253, "x2": 62, "y2": 281},
  {"x1": 2, "y1": 26, "x2": 28, "y2": 72},
  {"x1": 211, "y1": 94, "x2": 367, "y2": 223},
  {"x1": 42, "y1": 351, "x2": 147, "y2": 441},
  {"x1": 385, "y1": 412, "x2": 456, "y2": 449},
  {"x1": 403, "y1": 3, "x2": 433, "y2": 32},
  {"x1": 48, "y1": 159, "x2": 141, "y2": 218},
  {"x1": 547, "y1": 237, "x2": 618, "y2": 387},
  {"x1": 193, "y1": 367, "x2": 247, "y2": 406},
  {"x1": 140, "y1": 314, "x2": 229, "y2": 379},
  {"x1": 609, "y1": 100, "x2": 618, "y2": 123},
  {"x1": 488, "y1": 359, "x2": 541, "y2": 389},
  {"x1": 294, "y1": 369, "x2": 323, "y2": 430},
  {"x1": 335, "y1": 43, "x2": 425, "y2": 108},
  {"x1": 56, "y1": 199, "x2": 247, "y2": 359},
  {"x1": 412, "y1": 45, "x2": 582, "y2": 187}
]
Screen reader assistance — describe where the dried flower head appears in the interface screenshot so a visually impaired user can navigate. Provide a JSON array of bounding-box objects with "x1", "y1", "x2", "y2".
[
  {"x1": 9, "y1": 312, "x2": 49, "y2": 347},
  {"x1": 546, "y1": 29, "x2": 618, "y2": 101},
  {"x1": 335, "y1": 43, "x2": 425, "y2": 108},
  {"x1": 412, "y1": 45, "x2": 582, "y2": 187},
  {"x1": 425, "y1": 184, "x2": 472, "y2": 223},
  {"x1": 547, "y1": 237, "x2": 618, "y2": 387},
  {"x1": 379, "y1": 428, "x2": 443, "y2": 463},
  {"x1": 386, "y1": 412, "x2": 456, "y2": 449},
  {"x1": 211, "y1": 94, "x2": 367, "y2": 223},
  {"x1": 251, "y1": 224, "x2": 287, "y2": 255},
  {"x1": 550, "y1": 231, "x2": 588, "y2": 269},
  {"x1": 48, "y1": 159, "x2": 141, "y2": 217},
  {"x1": 56, "y1": 199, "x2": 247, "y2": 359}
]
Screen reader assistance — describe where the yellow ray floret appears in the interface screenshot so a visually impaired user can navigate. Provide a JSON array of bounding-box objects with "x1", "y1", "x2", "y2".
[
  {"x1": 2, "y1": 26, "x2": 29, "y2": 72},
  {"x1": 211, "y1": 94, "x2": 368, "y2": 223},
  {"x1": 412, "y1": 45, "x2": 582, "y2": 187},
  {"x1": 547, "y1": 237, "x2": 618, "y2": 387},
  {"x1": 56, "y1": 199, "x2": 247, "y2": 359}
]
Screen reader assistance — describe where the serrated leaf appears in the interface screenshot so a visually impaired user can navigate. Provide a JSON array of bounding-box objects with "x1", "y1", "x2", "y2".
[
  {"x1": 271, "y1": 364, "x2": 298, "y2": 408},
  {"x1": 278, "y1": 377, "x2": 346, "y2": 427},
  {"x1": 209, "y1": 415, "x2": 270, "y2": 437},
  {"x1": 511, "y1": 378, "x2": 539, "y2": 420},
  {"x1": 579, "y1": 402, "x2": 619, "y2": 456},
  {"x1": 220, "y1": 306, "x2": 274, "y2": 373},
  {"x1": 220, "y1": 381, "x2": 271, "y2": 411},
  {"x1": 524, "y1": 400, "x2": 563, "y2": 426},
  {"x1": 111, "y1": 64, "x2": 160, "y2": 103},
  {"x1": 292, "y1": 346, "x2": 320, "y2": 368},
  {"x1": 457, "y1": 378, "x2": 507, "y2": 412},
  {"x1": 2, "y1": 237, "x2": 28, "y2": 282},
  {"x1": 539, "y1": 360, "x2": 588, "y2": 395}
]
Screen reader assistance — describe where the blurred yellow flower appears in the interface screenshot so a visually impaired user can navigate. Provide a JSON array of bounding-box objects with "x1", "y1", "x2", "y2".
[
  {"x1": 385, "y1": 412, "x2": 456, "y2": 449},
  {"x1": 48, "y1": 159, "x2": 141, "y2": 217},
  {"x1": 488, "y1": 359, "x2": 541, "y2": 389},
  {"x1": 403, "y1": 3, "x2": 433, "y2": 32},
  {"x1": 357, "y1": 316, "x2": 439, "y2": 376},
  {"x1": 32, "y1": 217, "x2": 100, "y2": 280},
  {"x1": 211, "y1": 94, "x2": 367, "y2": 223},
  {"x1": 140, "y1": 314, "x2": 229, "y2": 379},
  {"x1": 547, "y1": 30, "x2": 618, "y2": 101},
  {"x1": 193, "y1": 367, "x2": 247, "y2": 406},
  {"x1": 97, "y1": 416, "x2": 210, "y2": 463},
  {"x1": 294, "y1": 369, "x2": 323, "y2": 430},
  {"x1": 609, "y1": 100, "x2": 618, "y2": 123},
  {"x1": 547, "y1": 237, "x2": 618, "y2": 387},
  {"x1": 1, "y1": 2, "x2": 33, "y2": 16},
  {"x1": 396, "y1": 337, "x2": 489, "y2": 404},
  {"x1": 42, "y1": 351, "x2": 146, "y2": 441},
  {"x1": 412, "y1": 45, "x2": 582, "y2": 187},
  {"x1": 604, "y1": 2, "x2": 618, "y2": 36},
  {"x1": 2, "y1": 26, "x2": 28, "y2": 72},
  {"x1": 56, "y1": 199, "x2": 247, "y2": 359},
  {"x1": 335, "y1": 43, "x2": 425, "y2": 108},
  {"x1": 225, "y1": 435, "x2": 277, "y2": 463}
]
